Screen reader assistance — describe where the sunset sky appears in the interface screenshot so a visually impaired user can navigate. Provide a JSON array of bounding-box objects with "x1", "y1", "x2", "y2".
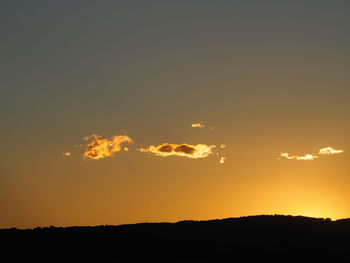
[{"x1": 1, "y1": 1, "x2": 350, "y2": 228}]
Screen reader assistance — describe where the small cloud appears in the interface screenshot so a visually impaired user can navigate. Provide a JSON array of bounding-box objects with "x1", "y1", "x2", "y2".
[
  {"x1": 279, "y1": 146, "x2": 344, "y2": 161},
  {"x1": 83, "y1": 134, "x2": 134, "y2": 160},
  {"x1": 319, "y1": 147, "x2": 344, "y2": 155},
  {"x1": 220, "y1": 144, "x2": 226, "y2": 149},
  {"x1": 62, "y1": 152, "x2": 71, "y2": 157},
  {"x1": 279, "y1": 153, "x2": 318, "y2": 161},
  {"x1": 219, "y1": 156, "x2": 226, "y2": 164},
  {"x1": 139, "y1": 143, "x2": 215, "y2": 159},
  {"x1": 295, "y1": 154, "x2": 318, "y2": 160},
  {"x1": 191, "y1": 122, "x2": 204, "y2": 128}
]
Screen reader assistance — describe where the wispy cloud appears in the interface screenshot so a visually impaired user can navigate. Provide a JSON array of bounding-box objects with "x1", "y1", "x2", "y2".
[
  {"x1": 279, "y1": 153, "x2": 318, "y2": 160},
  {"x1": 83, "y1": 134, "x2": 134, "y2": 160},
  {"x1": 319, "y1": 147, "x2": 344, "y2": 155},
  {"x1": 279, "y1": 146, "x2": 344, "y2": 161},
  {"x1": 62, "y1": 152, "x2": 71, "y2": 157},
  {"x1": 219, "y1": 156, "x2": 226, "y2": 164},
  {"x1": 139, "y1": 143, "x2": 215, "y2": 159},
  {"x1": 191, "y1": 122, "x2": 204, "y2": 128}
]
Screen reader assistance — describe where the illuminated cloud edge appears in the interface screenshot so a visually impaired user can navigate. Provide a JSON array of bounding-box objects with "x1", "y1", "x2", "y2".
[
  {"x1": 83, "y1": 134, "x2": 134, "y2": 160},
  {"x1": 279, "y1": 146, "x2": 344, "y2": 161},
  {"x1": 139, "y1": 143, "x2": 215, "y2": 159}
]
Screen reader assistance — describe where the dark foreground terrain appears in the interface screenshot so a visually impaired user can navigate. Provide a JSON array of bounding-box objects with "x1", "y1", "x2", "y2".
[{"x1": 1, "y1": 215, "x2": 350, "y2": 262}]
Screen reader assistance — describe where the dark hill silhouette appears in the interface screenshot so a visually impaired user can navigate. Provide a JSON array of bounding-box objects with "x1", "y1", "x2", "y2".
[{"x1": 1, "y1": 215, "x2": 350, "y2": 262}]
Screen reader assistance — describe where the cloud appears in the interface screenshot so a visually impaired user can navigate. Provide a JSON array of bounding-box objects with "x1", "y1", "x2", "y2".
[
  {"x1": 191, "y1": 122, "x2": 204, "y2": 128},
  {"x1": 220, "y1": 144, "x2": 226, "y2": 149},
  {"x1": 279, "y1": 146, "x2": 344, "y2": 161},
  {"x1": 219, "y1": 156, "x2": 226, "y2": 164},
  {"x1": 83, "y1": 134, "x2": 134, "y2": 160},
  {"x1": 139, "y1": 143, "x2": 215, "y2": 159},
  {"x1": 62, "y1": 152, "x2": 71, "y2": 157},
  {"x1": 279, "y1": 153, "x2": 318, "y2": 160},
  {"x1": 319, "y1": 147, "x2": 344, "y2": 155}
]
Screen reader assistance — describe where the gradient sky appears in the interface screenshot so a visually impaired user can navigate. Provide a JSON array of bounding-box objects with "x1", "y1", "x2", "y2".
[{"x1": 1, "y1": 1, "x2": 350, "y2": 228}]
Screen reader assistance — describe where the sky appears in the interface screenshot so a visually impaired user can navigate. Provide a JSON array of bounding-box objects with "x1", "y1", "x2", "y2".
[{"x1": 1, "y1": 1, "x2": 350, "y2": 228}]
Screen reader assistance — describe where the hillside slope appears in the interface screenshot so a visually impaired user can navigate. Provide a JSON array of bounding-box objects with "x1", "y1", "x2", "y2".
[{"x1": 1, "y1": 215, "x2": 350, "y2": 261}]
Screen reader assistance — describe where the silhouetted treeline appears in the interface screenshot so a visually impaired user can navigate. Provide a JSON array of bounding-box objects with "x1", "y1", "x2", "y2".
[{"x1": 1, "y1": 215, "x2": 350, "y2": 262}]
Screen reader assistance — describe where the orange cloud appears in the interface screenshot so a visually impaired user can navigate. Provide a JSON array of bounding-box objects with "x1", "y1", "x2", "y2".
[
  {"x1": 83, "y1": 134, "x2": 134, "y2": 160},
  {"x1": 319, "y1": 147, "x2": 344, "y2": 155},
  {"x1": 62, "y1": 152, "x2": 71, "y2": 157},
  {"x1": 139, "y1": 143, "x2": 215, "y2": 159},
  {"x1": 219, "y1": 156, "x2": 226, "y2": 164},
  {"x1": 279, "y1": 153, "x2": 318, "y2": 160},
  {"x1": 191, "y1": 122, "x2": 204, "y2": 128},
  {"x1": 279, "y1": 146, "x2": 344, "y2": 161}
]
